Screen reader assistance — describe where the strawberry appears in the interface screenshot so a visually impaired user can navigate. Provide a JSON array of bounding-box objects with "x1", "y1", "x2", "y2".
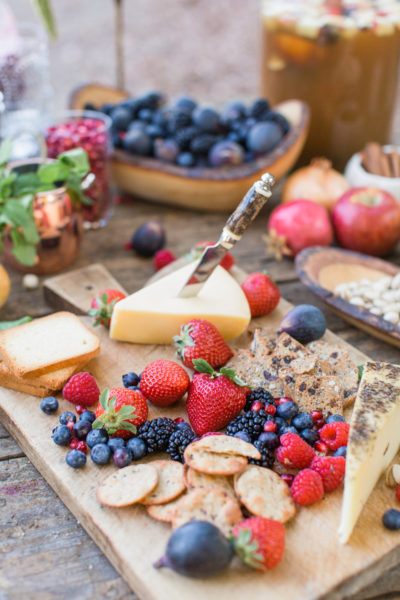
[
  {"x1": 140, "y1": 360, "x2": 190, "y2": 407},
  {"x1": 276, "y1": 433, "x2": 315, "y2": 469},
  {"x1": 154, "y1": 249, "x2": 176, "y2": 271},
  {"x1": 186, "y1": 359, "x2": 248, "y2": 436},
  {"x1": 93, "y1": 387, "x2": 148, "y2": 439},
  {"x1": 173, "y1": 319, "x2": 233, "y2": 369},
  {"x1": 63, "y1": 372, "x2": 100, "y2": 407},
  {"x1": 187, "y1": 240, "x2": 235, "y2": 271},
  {"x1": 241, "y1": 272, "x2": 280, "y2": 318},
  {"x1": 291, "y1": 468, "x2": 324, "y2": 506},
  {"x1": 88, "y1": 288, "x2": 126, "y2": 327},
  {"x1": 231, "y1": 517, "x2": 285, "y2": 571},
  {"x1": 310, "y1": 455, "x2": 346, "y2": 493}
]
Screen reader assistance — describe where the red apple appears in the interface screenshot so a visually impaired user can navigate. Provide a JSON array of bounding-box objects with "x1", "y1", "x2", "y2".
[{"x1": 332, "y1": 187, "x2": 400, "y2": 257}]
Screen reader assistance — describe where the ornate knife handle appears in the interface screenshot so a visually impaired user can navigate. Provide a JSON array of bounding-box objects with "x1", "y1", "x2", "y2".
[{"x1": 225, "y1": 173, "x2": 275, "y2": 238}]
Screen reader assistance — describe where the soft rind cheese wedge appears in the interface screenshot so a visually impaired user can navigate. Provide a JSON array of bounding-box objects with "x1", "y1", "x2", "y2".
[
  {"x1": 338, "y1": 361, "x2": 400, "y2": 544},
  {"x1": 109, "y1": 262, "x2": 251, "y2": 344}
]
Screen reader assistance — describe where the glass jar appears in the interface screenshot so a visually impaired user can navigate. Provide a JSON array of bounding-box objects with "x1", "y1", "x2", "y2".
[
  {"x1": 44, "y1": 110, "x2": 113, "y2": 229},
  {"x1": 260, "y1": 1, "x2": 400, "y2": 170}
]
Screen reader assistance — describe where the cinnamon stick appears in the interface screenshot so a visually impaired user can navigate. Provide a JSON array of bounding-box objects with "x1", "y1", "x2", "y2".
[
  {"x1": 362, "y1": 142, "x2": 384, "y2": 176},
  {"x1": 389, "y1": 150, "x2": 400, "y2": 178}
]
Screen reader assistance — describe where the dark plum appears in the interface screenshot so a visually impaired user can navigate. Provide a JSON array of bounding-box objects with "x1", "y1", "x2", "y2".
[
  {"x1": 279, "y1": 305, "x2": 327, "y2": 344},
  {"x1": 123, "y1": 129, "x2": 152, "y2": 156},
  {"x1": 208, "y1": 141, "x2": 244, "y2": 168},
  {"x1": 174, "y1": 95, "x2": 197, "y2": 113},
  {"x1": 177, "y1": 152, "x2": 195, "y2": 167},
  {"x1": 111, "y1": 107, "x2": 132, "y2": 131},
  {"x1": 154, "y1": 521, "x2": 233, "y2": 578},
  {"x1": 154, "y1": 138, "x2": 179, "y2": 163},
  {"x1": 246, "y1": 121, "x2": 283, "y2": 154},
  {"x1": 131, "y1": 221, "x2": 165, "y2": 257},
  {"x1": 193, "y1": 107, "x2": 220, "y2": 134}
]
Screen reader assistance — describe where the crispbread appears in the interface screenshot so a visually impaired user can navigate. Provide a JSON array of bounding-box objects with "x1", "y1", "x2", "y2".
[
  {"x1": 249, "y1": 328, "x2": 276, "y2": 356},
  {"x1": 186, "y1": 468, "x2": 235, "y2": 496},
  {"x1": 184, "y1": 445, "x2": 248, "y2": 476},
  {"x1": 97, "y1": 464, "x2": 158, "y2": 507},
  {"x1": 279, "y1": 367, "x2": 296, "y2": 399},
  {"x1": 171, "y1": 488, "x2": 242, "y2": 536},
  {"x1": 141, "y1": 460, "x2": 186, "y2": 506},
  {"x1": 0, "y1": 312, "x2": 100, "y2": 377},
  {"x1": 234, "y1": 465, "x2": 296, "y2": 523},
  {"x1": 295, "y1": 374, "x2": 344, "y2": 415},
  {"x1": 146, "y1": 496, "x2": 185, "y2": 523},
  {"x1": 272, "y1": 332, "x2": 309, "y2": 367},
  {"x1": 0, "y1": 359, "x2": 86, "y2": 392},
  {"x1": 307, "y1": 340, "x2": 349, "y2": 368},
  {"x1": 192, "y1": 434, "x2": 261, "y2": 459},
  {"x1": 0, "y1": 371, "x2": 52, "y2": 397},
  {"x1": 224, "y1": 348, "x2": 267, "y2": 389},
  {"x1": 340, "y1": 363, "x2": 359, "y2": 407}
]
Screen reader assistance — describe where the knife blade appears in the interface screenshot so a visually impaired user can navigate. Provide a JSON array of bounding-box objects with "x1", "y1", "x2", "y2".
[{"x1": 178, "y1": 172, "x2": 275, "y2": 298}]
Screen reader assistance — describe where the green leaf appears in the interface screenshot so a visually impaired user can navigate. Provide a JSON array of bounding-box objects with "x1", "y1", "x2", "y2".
[
  {"x1": 220, "y1": 367, "x2": 249, "y2": 388},
  {"x1": 59, "y1": 148, "x2": 90, "y2": 177},
  {"x1": 0, "y1": 316, "x2": 32, "y2": 331},
  {"x1": 12, "y1": 173, "x2": 41, "y2": 196},
  {"x1": 38, "y1": 161, "x2": 69, "y2": 185},
  {"x1": 358, "y1": 364, "x2": 364, "y2": 382},
  {"x1": 31, "y1": 0, "x2": 57, "y2": 38},
  {"x1": 192, "y1": 358, "x2": 215, "y2": 375},
  {"x1": 99, "y1": 389, "x2": 110, "y2": 412},
  {"x1": 9, "y1": 229, "x2": 37, "y2": 266},
  {"x1": 0, "y1": 139, "x2": 12, "y2": 166},
  {"x1": 3, "y1": 200, "x2": 39, "y2": 244},
  {"x1": 118, "y1": 422, "x2": 137, "y2": 434}
]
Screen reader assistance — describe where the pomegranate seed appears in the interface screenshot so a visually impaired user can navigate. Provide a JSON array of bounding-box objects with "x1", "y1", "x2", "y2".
[
  {"x1": 311, "y1": 410, "x2": 323, "y2": 422},
  {"x1": 277, "y1": 397, "x2": 291, "y2": 405},
  {"x1": 265, "y1": 404, "x2": 276, "y2": 416},
  {"x1": 280, "y1": 473, "x2": 294, "y2": 487},
  {"x1": 75, "y1": 405, "x2": 85, "y2": 415},
  {"x1": 314, "y1": 440, "x2": 328, "y2": 454},
  {"x1": 263, "y1": 421, "x2": 277, "y2": 433},
  {"x1": 124, "y1": 241, "x2": 133, "y2": 250},
  {"x1": 174, "y1": 417, "x2": 185, "y2": 425},
  {"x1": 69, "y1": 437, "x2": 79, "y2": 449},
  {"x1": 66, "y1": 421, "x2": 75, "y2": 432},
  {"x1": 76, "y1": 441, "x2": 87, "y2": 454},
  {"x1": 315, "y1": 419, "x2": 326, "y2": 430},
  {"x1": 251, "y1": 400, "x2": 264, "y2": 412}
]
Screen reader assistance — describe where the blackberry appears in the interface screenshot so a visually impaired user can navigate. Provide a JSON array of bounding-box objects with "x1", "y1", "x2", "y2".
[
  {"x1": 249, "y1": 440, "x2": 274, "y2": 469},
  {"x1": 245, "y1": 387, "x2": 274, "y2": 411},
  {"x1": 166, "y1": 428, "x2": 196, "y2": 462},
  {"x1": 174, "y1": 126, "x2": 199, "y2": 150},
  {"x1": 226, "y1": 410, "x2": 269, "y2": 442},
  {"x1": 137, "y1": 418, "x2": 175, "y2": 453},
  {"x1": 190, "y1": 134, "x2": 218, "y2": 156}
]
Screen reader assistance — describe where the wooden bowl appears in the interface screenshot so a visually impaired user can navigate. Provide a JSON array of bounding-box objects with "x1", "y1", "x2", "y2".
[
  {"x1": 69, "y1": 83, "x2": 310, "y2": 212},
  {"x1": 295, "y1": 246, "x2": 400, "y2": 347}
]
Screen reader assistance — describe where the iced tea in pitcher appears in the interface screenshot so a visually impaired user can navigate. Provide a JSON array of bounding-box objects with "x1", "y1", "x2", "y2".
[{"x1": 261, "y1": 1, "x2": 400, "y2": 169}]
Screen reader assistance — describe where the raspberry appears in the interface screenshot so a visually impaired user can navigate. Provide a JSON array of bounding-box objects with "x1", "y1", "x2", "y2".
[
  {"x1": 62, "y1": 373, "x2": 100, "y2": 407},
  {"x1": 276, "y1": 433, "x2": 315, "y2": 469},
  {"x1": 154, "y1": 249, "x2": 176, "y2": 271},
  {"x1": 291, "y1": 469, "x2": 324, "y2": 506},
  {"x1": 319, "y1": 422, "x2": 350, "y2": 451},
  {"x1": 310, "y1": 455, "x2": 346, "y2": 492}
]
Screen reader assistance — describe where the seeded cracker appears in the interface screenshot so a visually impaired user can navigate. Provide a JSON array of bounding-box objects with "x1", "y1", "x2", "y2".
[
  {"x1": 294, "y1": 374, "x2": 344, "y2": 415},
  {"x1": 97, "y1": 464, "x2": 158, "y2": 507},
  {"x1": 193, "y1": 434, "x2": 261, "y2": 459},
  {"x1": 183, "y1": 446, "x2": 248, "y2": 476},
  {"x1": 186, "y1": 468, "x2": 235, "y2": 496},
  {"x1": 141, "y1": 460, "x2": 186, "y2": 506},
  {"x1": 147, "y1": 496, "x2": 186, "y2": 523}
]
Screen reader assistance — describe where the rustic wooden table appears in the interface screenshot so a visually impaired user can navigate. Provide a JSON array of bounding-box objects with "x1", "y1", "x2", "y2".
[{"x1": 1, "y1": 195, "x2": 400, "y2": 600}]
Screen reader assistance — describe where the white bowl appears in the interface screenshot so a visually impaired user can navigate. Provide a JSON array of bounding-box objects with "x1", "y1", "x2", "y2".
[{"x1": 345, "y1": 146, "x2": 400, "y2": 202}]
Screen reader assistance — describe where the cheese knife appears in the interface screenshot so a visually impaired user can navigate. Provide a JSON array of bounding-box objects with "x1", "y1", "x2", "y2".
[{"x1": 178, "y1": 172, "x2": 275, "y2": 298}]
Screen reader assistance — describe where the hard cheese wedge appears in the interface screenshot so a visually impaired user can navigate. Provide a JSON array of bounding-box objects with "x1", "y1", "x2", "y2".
[
  {"x1": 109, "y1": 262, "x2": 251, "y2": 344},
  {"x1": 338, "y1": 361, "x2": 400, "y2": 544}
]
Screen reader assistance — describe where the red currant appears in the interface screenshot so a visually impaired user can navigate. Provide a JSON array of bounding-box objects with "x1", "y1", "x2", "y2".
[
  {"x1": 265, "y1": 404, "x2": 276, "y2": 416},
  {"x1": 75, "y1": 405, "x2": 85, "y2": 415},
  {"x1": 276, "y1": 397, "x2": 291, "y2": 405},
  {"x1": 280, "y1": 473, "x2": 294, "y2": 487},
  {"x1": 311, "y1": 410, "x2": 323, "y2": 422},
  {"x1": 69, "y1": 437, "x2": 79, "y2": 449},
  {"x1": 315, "y1": 418, "x2": 326, "y2": 430},
  {"x1": 174, "y1": 417, "x2": 185, "y2": 425},
  {"x1": 314, "y1": 440, "x2": 328, "y2": 454},
  {"x1": 124, "y1": 241, "x2": 133, "y2": 250},
  {"x1": 76, "y1": 441, "x2": 87, "y2": 454},
  {"x1": 251, "y1": 400, "x2": 264, "y2": 412},
  {"x1": 263, "y1": 421, "x2": 277, "y2": 433}
]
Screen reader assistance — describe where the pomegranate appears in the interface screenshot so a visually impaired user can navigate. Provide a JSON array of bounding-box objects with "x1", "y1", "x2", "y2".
[
  {"x1": 332, "y1": 187, "x2": 400, "y2": 257},
  {"x1": 265, "y1": 199, "x2": 333, "y2": 259}
]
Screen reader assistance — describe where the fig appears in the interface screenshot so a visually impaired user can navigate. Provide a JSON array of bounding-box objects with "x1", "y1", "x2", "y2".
[
  {"x1": 154, "y1": 520, "x2": 234, "y2": 578},
  {"x1": 279, "y1": 304, "x2": 326, "y2": 344},
  {"x1": 131, "y1": 221, "x2": 165, "y2": 257}
]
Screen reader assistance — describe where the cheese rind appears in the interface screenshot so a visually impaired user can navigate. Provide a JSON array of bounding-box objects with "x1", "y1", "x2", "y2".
[
  {"x1": 338, "y1": 361, "x2": 400, "y2": 544},
  {"x1": 109, "y1": 263, "x2": 251, "y2": 344}
]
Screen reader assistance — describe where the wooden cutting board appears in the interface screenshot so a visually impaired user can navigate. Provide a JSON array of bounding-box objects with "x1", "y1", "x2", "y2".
[{"x1": 1, "y1": 263, "x2": 400, "y2": 600}]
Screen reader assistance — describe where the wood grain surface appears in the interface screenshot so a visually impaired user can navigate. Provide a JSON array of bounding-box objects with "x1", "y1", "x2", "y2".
[{"x1": 2, "y1": 199, "x2": 400, "y2": 600}]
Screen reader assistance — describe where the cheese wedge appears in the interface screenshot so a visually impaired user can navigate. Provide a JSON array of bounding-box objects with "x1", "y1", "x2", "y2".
[
  {"x1": 338, "y1": 361, "x2": 400, "y2": 544},
  {"x1": 109, "y1": 262, "x2": 251, "y2": 344}
]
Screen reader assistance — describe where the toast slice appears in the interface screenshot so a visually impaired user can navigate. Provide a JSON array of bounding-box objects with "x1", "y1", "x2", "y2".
[
  {"x1": 0, "y1": 312, "x2": 100, "y2": 377},
  {"x1": 0, "y1": 359, "x2": 87, "y2": 391},
  {"x1": 0, "y1": 370, "x2": 52, "y2": 397}
]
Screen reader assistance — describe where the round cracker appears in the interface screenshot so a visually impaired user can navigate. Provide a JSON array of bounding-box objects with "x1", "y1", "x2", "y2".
[
  {"x1": 186, "y1": 468, "x2": 235, "y2": 496},
  {"x1": 141, "y1": 460, "x2": 186, "y2": 506},
  {"x1": 193, "y1": 434, "x2": 261, "y2": 460},
  {"x1": 171, "y1": 487, "x2": 242, "y2": 536},
  {"x1": 97, "y1": 464, "x2": 158, "y2": 508},
  {"x1": 234, "y1": 464, "x2": 296, "y2": 523},
  {"x1": 147, "y1": 495, "x2": 185, "y2": 523},
  {"x1": 184, "y1": 445, "x2": 247, "y2": 476}
]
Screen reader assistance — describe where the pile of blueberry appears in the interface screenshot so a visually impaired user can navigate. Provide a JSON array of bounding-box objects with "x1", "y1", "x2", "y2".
[{"x1": 85, "y1": 91, "x2": 290, "y2": 169}]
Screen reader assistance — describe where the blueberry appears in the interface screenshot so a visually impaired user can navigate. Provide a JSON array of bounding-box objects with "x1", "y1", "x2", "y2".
[
  {"x1": 52, "y1": 425, "x2": 72, "y2": 446},
  {"x1": 280, "y1": 426, "x2": 298, "y2": 436},
  {"x1": 257, "y1": 431, "x2": 279, "y2": 449},
  {"x1": 174, "y1": 96, "x2": 197, "y2": 113},
  {"x1": 265, "y1": 111, "x2": 290, "y2": 135},
  {"x1": 246, "y1": 121, "x2": 283, "y2": 154},
  {"x1": 177, "y1": 152, "x2": 196, "y2": 167},
  {"x1": 276, "y1": 401, "x2": 299, "y2": 421},
  {"x1": 126, "y1": 437, "x2": 148, "y2": 460},
  {"x1": 113, "y1": 447, "x2": 133, "y2": 468},
  {"x1": 227, "y1": 131, "x2": 242, "y2": 144},
  {"x1": 111, "y1": 106, "x2": 132, "y2": 131},
  {"x1": 193, "y1": 107, "x2": 220, "y2": 133},
  {"x1": 40, "y1": 396, "x2": 58, "y2": 415},
  {"x1": 113, "y1": 133, "x2": 123, "y2": 149},
  {"x1": 66, "y1": 449, "x2": 87, "y2": 469},
  {"x1": 249, "y1": 98, "x2": 270, "y2": 120},
  {"x1": 382, "y1": 509, "x2": 400, "y2": 530},
  {"x1": 326, "y1": 414, "x2": 346, "y2": 424},
  {"x1": 123, "y1": 129, "x2": 152, "y2": 156},
  {"x1": 234, "y1": 431, "x2": 252, "y2": 444},
  {"x1": 292, "y1": 412, "x2": 315, "y2": 431},
  {"x1": 137, "y1": 108, "x2": 153, "y2": 123},
  {"x1": 79, "y1": 410, "x2": 96, "y2": 423},
  {"x1": 86, "y1": 428, "x2": 109, "y2": 448},
  {"x1": 108, "y1": 438, "x2": 126, "y2": 453},
  {"x1": 139, "y1": 91, "x2": 165, "y2": 111},
  {"x1": 100, "y1": 102, "x2": 115, "y2": 116},
  {"x1": 146, "y1": 124, "x2": 164, "y2": 138},
  {"x1": 122, "y1": 372, "x2": 141, "y2": 388},
  {"x1": 84, "y1": 102, "x2": 97, "y2": 111},
  {"x1": 90, "y1": 443, "x2": 112, "y2": 465},
  {"x1": 59, "y1": 411, "x2": 76, "y2": 425},
  {"x1": 208, "y1": 141, "x2": 244, "y2": 168},
  {"x1": 127, "y1": 120, "x2": 147, "y2": 132},
  {"x1": 131, "y1": 221, "x2": 165, "y2": 257},
  {"x1": 334, "y1": 446, "x2": 347, "y2": 458},
  {"x1": 73, "y1": 420, "x2": 92, "y2": 440},
  {"x1": 274, "y1": 416, "x2": 287, "y2": 432},
  {"x1": 154, "y1": 138, "x2": 179, "y2": 162},
  {"x1": 152, "y1": 110, "x2": 168, "y2": 129},
  {"x1": 220, "y1": 101, "x2": 246, "y2": 126},
  {"x1": 300, "y1": 428, "x2": 319, "y2": 446},
  {"x1": 175, "y1": 421, "x2": 193, "y2": 433}
]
